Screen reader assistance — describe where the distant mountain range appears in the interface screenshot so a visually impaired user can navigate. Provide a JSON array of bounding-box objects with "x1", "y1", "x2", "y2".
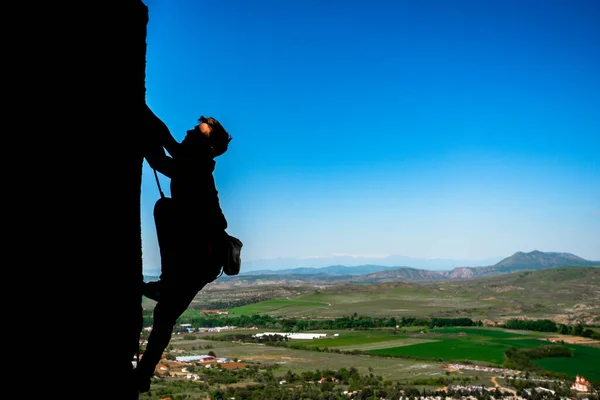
[
  {"x1": 209, "y1": 250, "x2": 599, "y2": 285},
  {"x1": 242, "y1": 264, "x2": 401, "y2": 276},
  {"x1": 143, "y1": 250, "x2": 600, "y2": 285},
  {"x1": 241, "y1": 254, "x2": 506, "y2": 272},
  {"x1": 143, "y1": 253, "x2": 506, "y2": 278}
]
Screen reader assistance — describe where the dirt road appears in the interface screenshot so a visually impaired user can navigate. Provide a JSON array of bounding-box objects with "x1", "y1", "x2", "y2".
[{"x1": 491, "y1": 376, "x2": 517, "y2": 395}]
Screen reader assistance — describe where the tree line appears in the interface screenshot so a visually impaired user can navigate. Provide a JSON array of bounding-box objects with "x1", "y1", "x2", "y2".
[
  {"x1": 503, "y1": 344, "x2": 572, "y2": 372},
  {"x1": 141, "y1": 311, "x2": 483, "y2": 331},
  {"x1": 503, "y1": 319, "x2": 600, "y2": 340}
]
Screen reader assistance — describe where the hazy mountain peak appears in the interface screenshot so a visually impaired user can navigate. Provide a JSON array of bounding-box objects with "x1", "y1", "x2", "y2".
[{"x1": 490, "y1": 250, "x2": 594, "y2": 271}]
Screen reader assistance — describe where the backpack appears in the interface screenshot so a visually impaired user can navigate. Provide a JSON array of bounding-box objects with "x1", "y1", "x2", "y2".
[
  {"x1": 221, "y1": 234, "x2": 243, "y2": 276},
  {"x1": 153, "y1": 169, "x2": 243, "y2": 276}
]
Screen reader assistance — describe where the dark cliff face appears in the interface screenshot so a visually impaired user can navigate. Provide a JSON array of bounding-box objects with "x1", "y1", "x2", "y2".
[
  {"x1": 33, "y1": 2, "x2": 150, "y2": 398},
  {"x1": 96, "y1": 3, "x2": 149, "y2": 397}
]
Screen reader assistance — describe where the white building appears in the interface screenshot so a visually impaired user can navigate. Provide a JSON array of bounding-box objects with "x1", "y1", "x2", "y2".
[
  {"x1": 253, "y1": 332, "x2": 329, "y2": 340},
  {"x1": 175, "y1": 355, "x2": 215, "y2": 362}
]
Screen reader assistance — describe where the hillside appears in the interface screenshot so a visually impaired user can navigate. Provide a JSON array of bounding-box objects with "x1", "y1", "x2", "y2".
[
  {"x1": 192, "y1": 266, "x2": 600, "y2": 326},
  {"x1": 419, "y1": 266, "x2": 600, "y2": 324},
  {"x1": 464, "y1": 250, "x2": 598, "y2": 277},
  {"x1": 356, "y1": 250, "x2": 599, "y2": 282}
]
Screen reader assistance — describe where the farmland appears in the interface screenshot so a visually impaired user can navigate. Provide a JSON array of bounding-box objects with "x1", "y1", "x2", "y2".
[
  {"x1": 277, "y1": 326, "x2": 600, "y2": 381},
  {"x1": 140, "y1": 266, "x2": 600, "y2": 397},
  {"x1": 177, "y1": 325, "x2": 600, "y2": 383}
]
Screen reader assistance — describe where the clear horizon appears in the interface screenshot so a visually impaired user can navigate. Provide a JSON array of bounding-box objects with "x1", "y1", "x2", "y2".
[{"x1": 141, "y1": 0, "x2": 600, "y2": 272}]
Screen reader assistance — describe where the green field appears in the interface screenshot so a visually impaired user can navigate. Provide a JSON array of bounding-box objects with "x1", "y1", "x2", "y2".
[
  {"x1": 533, "y1": 344, "x2": 600, "y2": 380},
  {"x1": 429, "y1": 327, "x2": 534, "y2": 338},
  {"x1": 275, "y1": 327, "x2": 599, "y2": 381},
  {"x1": 292, "y1": 286, "x2": 495, "y2": 318},
  {"x1": 284, "y1": 327, "x2": 543, "y2": 366},
  {"x1": 364, "y1": 328, "x2": 600, "y2": 381},
  {"x1": 170, "y1": 334, "x2": 445, "y2": 383},
  {"x1": 228, "y1": 299, "x2": 330, "y2": 315},
  {"x1": 206, "y1": 267, "x2": 600, "y2": 321},
  {"x1": 288, "y1": 330, "x2": 419, "y2": 349},
  {"x1": 371, "y1": 337, "x2": 509, "y2": 364},
  {"x1": 220, "y1": 283, "x2": 506, "y2": 318}
]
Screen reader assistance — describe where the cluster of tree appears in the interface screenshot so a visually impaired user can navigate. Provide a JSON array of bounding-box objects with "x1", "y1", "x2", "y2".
[
  {"x1": 503, "y1": 319, "x2": 600, "y2": 339},
  {"x1": 411, "y1": 376, "x2": 474, "y2": 386},
  {"x1": 141, "y1": 311, "x2": 480, "y2": 332},
  {"x1": 213, "y1": 333, "x2": 291, "y2": 344},
  {"x1": 189, "y1": 294, "x2": 276, "y2": 310},
  {"x1": 202, "y1": 366, "x2": 473, "y2": 400},
  {"x1": 519, "y1": 345, "x2": 572, "y2": 359},
  {"x1": 429, "y1": 318, "x2": 481, "y2": 328},
  {"x1": 282, "y1": 366, "x2": 365, "y2": 385},
  {"x1": 503, "y1": 319, "x2": 559, "y2": 332},
  {"x1": 503, "y1": 345, "x2": 572, "y2": 371}
]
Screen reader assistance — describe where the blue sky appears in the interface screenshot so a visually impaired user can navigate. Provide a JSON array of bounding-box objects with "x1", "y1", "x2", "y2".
[{"x1": 141, "y1": 0, "x2": 599, "y2": 271}]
